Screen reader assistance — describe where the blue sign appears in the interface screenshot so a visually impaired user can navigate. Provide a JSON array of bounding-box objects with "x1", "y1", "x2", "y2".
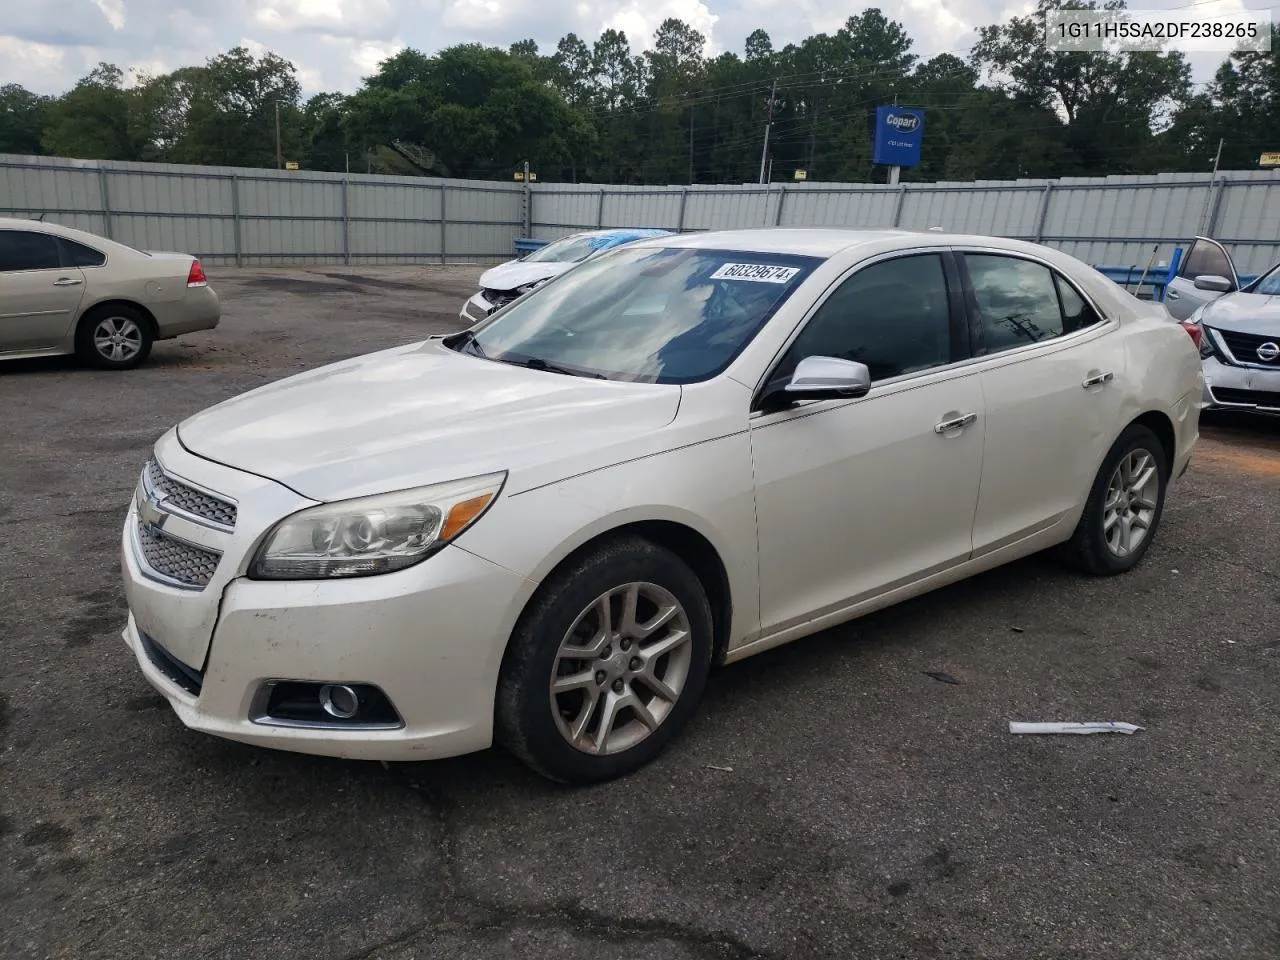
[{"x1": 872, "y1": 106, "x2": 925, "y2": 168}]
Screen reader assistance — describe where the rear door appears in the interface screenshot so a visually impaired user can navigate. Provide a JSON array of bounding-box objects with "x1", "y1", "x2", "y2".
[
  {"x1": 957, "y1": 250, "x2": 1124, "y2": 556},
  {"x1": 1164, "y1": 236, "x2": 1239, "y2": 320},
  {"x1": 0, "y1": 229, "x2": 86, "y2": 352}
]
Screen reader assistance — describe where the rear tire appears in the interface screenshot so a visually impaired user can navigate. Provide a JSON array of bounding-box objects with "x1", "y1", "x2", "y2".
[
  {"x1": 76, "y1": 305, "x2": 153, "y2": 370},
  {"x1": 1062, "y1": 423, "x2": 1168, "y2": 576},
  {"x1": 496, "y1": 535, "x2": 714, "y2": 785}
]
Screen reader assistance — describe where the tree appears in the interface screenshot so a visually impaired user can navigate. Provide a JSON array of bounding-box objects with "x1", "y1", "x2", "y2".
[
  {"x1": 971, "y1": 0, "x2": 1192, "y2": 174},
  {"x1": 0, "y1": 85, "x2": 50, "y2": 155}
]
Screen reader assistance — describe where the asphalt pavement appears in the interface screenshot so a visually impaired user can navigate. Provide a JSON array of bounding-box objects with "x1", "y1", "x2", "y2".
[{"x1": 2, "y1": 265, "x2": 1278, "y2": 960}]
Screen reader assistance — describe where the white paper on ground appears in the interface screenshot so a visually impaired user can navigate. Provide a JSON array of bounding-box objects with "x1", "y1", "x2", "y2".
[{"x1": 1008, "y1": 721, "x2": 1145, "y2": 735}]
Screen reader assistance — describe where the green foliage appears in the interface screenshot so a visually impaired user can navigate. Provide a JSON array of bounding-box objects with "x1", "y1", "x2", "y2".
[{"x1": 9, "y1": 9, "x2": 1279, "y2": 182}]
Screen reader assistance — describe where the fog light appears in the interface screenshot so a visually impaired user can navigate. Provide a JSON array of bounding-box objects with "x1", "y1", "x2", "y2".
[{"x1": 319, "y1": 684, "x2": 359, "y2": 719}]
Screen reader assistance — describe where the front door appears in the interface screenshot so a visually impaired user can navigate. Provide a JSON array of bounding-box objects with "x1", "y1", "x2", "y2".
[
  {"x1": 0, "y1": 230, "x2": 85, "y2": 352},
  {"x1": 1164, "y1": 236, "x2": 1238, "y2": 321},
  {"x1": 750, "y1": 251, "x2": 985, "y2": 636},
  {"x1": 956, "y1": 250, "x2": 1124, "y2": 555}
]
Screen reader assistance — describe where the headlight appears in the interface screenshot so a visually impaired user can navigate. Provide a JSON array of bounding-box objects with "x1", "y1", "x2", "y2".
[{"x1": 249, "y1": 472, "x2": 506, "y2": 580}]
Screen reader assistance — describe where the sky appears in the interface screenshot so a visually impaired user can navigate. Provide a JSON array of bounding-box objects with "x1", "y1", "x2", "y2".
[{"x1": 0, "y1": 0, "x2": 1267, "y2": 97}]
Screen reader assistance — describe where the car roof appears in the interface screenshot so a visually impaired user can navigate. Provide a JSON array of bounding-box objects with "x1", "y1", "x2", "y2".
[{"x1": 629, "y1": 227, "x2": 1057, "y2": 259}]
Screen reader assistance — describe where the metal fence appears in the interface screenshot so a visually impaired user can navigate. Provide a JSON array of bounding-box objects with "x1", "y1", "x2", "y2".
[
  {"x1": 0, "y1": 154, "x2": 527, "y2": 267},
  {"x1": 531, "y1": 172, "x2": 1280, "y2": 276},
  {"x1": 3, "y1": 153, "x2": 1279, "y2": 274}
]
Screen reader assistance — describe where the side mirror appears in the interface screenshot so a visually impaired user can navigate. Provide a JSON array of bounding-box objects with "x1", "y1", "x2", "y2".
[
  {"x1": 761, "y1": 356, "x2": 871, "y2": 411},
  {"x1": 1193, "y1": 274, "x2": 1233, "y2": 293}
]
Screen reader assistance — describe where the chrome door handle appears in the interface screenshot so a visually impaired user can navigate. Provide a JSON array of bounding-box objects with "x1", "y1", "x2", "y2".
[
  {"x1": 52, "y1": 277, "x2": 83, "y2": 286},
  {"x1": 1082, "y1": 371, "x2": 1114, "y2": 388},
  {"x1": 1166, "y1": 291, "x2": 1180, "y2": 300},
  {"x1": 934, "y1": 412, "x2": 977, "y2": 434}
]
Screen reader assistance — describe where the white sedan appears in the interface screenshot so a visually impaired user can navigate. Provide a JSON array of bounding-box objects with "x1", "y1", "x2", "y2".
[{"x1": 120, "y1": 228, "x2": 1202, "y2": 784}]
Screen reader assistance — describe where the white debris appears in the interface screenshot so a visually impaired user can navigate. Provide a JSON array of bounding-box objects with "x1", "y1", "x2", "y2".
[
  {"x1": 1008, "y1": 721, "x2": 1145, "y2": 735},
  {"x1": 704, "y1": 764, "x2": 734, "y2": 772}
]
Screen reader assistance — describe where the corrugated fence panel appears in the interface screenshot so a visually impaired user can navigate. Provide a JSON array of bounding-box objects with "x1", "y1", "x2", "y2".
[
  {"x1": 531, "y1": 190, "x2": 599, "y2": 230},
  {"x1": 447, "y1": 186, "x2": 522, "y2": 228},
  {"x1": 240, "y1": 217, "x2": 344, "y2": 262},
  {"x1": 3, "y1": 154, "x2": 1279, "y2": 269},
  {"x1": 603, "y1": 190, "x2": 683, "y2": 229},
  {"x1": 110, "y1": 214, "x2": 235, "y2": 259},
  {"x1": 348, "y1": 218, "x2": 436, "y2": 259}
]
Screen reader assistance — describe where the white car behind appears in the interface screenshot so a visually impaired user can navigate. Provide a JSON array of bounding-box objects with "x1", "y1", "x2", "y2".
[
  {"x1": 121, "y1": 228, "x2": 1201, "y2": 785},
  {"x1": 460, "y1": 228, "x2": 672, "y2": 322}
]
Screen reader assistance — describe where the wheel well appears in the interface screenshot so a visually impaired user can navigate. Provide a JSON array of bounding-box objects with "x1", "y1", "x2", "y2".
[
  {"x1": 78, "y1": 300, "x2": 159, "y2": 339},
  {"x1": 1130, "y1": 410, "x2": 1176, "y2": 474},
  {"x1": 542, "y1": 520, "x2": 734, "y2": 666}
]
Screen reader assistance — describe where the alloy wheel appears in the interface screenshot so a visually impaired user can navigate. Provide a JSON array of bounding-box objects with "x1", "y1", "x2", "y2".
[
  {"x1": 94, "y1": 316, "x2": 144, "y2": 363},
  {"x1": 550, "y1": 581, "x2": 693, "y2": 755},
  {"x1": 1103, "y1": 447, "x2": 1160, "y2": 558}
]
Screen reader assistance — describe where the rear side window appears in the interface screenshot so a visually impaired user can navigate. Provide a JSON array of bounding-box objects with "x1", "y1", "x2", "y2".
[
  {"x1": 59, "y1": 238, "x2": 106, "y2": 267},
  {"x1": 964, "y1": 254, "x2": 1102, "y2": 355},
  {"x1": 0, "y1": 230, "x2": 60, "y2": 272}
]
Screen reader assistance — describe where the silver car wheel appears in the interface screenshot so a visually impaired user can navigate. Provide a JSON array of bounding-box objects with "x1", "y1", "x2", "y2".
[
  {"x1": 1103, "y1": 448, "x2": 1160, "y2": 558},
  {"x1": 550, "y1": 581, "x2": 693, "y2": 756},
  {"x1": 93, "y1": 316, "x2": 144, "y2": 363}
]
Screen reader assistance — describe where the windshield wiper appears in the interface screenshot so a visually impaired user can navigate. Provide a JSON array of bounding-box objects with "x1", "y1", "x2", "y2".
[{"x1": 523, "y1": 356, "x2": 608, "y2": 379}]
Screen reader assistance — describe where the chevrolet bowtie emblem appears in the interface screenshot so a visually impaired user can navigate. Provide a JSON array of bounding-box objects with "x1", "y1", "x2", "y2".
[{"x1": 138, "y1": 488, "x2": 167, "y2": 530}]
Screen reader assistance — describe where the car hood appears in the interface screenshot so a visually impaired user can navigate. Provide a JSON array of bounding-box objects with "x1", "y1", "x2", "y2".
[
  {"x1": 175, "y1": 339, "x2": 682, "y2": 503},
  {"x1": 1199, "y1": 291, "x2": 1280, "y2": 333},
  {"x1": 478, "y1": 259, "x2": 575, "y2": 292}
]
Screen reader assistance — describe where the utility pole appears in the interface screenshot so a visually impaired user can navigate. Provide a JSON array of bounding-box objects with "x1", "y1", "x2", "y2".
[
  {"x1": 1198, "y1": 137, "x2": 1224, "y2": 235},
  {"x1": 274, "y1": 100, "x2": 282, "y2": 170},
  {"x1": 689, "y1": 104, "x2": 695, "y2": 185},
  {"x1": 758, "y1": 78, "x2": 777, "y2": 185}
]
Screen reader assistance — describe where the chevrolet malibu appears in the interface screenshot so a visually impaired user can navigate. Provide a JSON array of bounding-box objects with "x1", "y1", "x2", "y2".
[{"x1": 121, "y1": 228, "x2": 1202, "y2": 784}]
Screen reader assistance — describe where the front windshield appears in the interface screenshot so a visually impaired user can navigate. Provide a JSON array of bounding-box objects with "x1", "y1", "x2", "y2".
[
  {"x1": 461, "y1": 245, "x2": 822, "y2": 383},
  {"x1": 1252, "y1": 263, "x2": 1280, "y2": 296},
  {"x1": 521, "y1": 234, "x2": 605, "y2": 264}
]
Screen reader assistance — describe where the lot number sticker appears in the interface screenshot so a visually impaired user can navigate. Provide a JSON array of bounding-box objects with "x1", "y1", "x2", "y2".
[{"x1": 710, "y1": 263, "x2": 800, "y2": 283}]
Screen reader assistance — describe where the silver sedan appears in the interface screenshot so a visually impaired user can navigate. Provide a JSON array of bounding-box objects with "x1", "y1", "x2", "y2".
[{"x1": 0, "y1": 217, "x2": 220, "y2": 369}]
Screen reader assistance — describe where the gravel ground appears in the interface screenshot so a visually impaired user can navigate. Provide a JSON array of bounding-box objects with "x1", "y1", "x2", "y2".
[{"x1": 1, "y1": 265, "x2": 1278, "y2": 960}]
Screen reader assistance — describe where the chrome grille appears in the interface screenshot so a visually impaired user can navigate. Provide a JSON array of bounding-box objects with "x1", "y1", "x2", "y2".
[
  {"x1": 136, "y1": 521, "x2": 221, "y2": 588},
  {"x1": 144, "y1": 458, "x2": 237, "y2": 529}
]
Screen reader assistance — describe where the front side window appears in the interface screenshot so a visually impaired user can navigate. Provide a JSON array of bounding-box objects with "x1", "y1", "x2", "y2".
[
  {"x1": 964, "y1": 254, "x2": 1102, "y2": 355},
  {"x1": 460, "y1": 245, "x2": 822, "y2": 383},
  {"x1": 0, "y1": 230, "x2": 60, "y2": 273},
  {"x1": 1180, "y1": 239, "x2": 1233, "y2": 281},
  {"x1": 772, "y1": 253, "x2": 954, "y2": 384}
]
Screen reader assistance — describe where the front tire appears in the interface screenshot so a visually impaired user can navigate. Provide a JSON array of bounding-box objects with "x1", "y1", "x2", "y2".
[
  {"x1": 496, "y1": 535, "x2": 714, "y2": 785},
  {"x1": 76, "y1": 305, "x2": 153, "y2": 370},
  {"x1": 1063, "y1": 423, "x2": 1168, "y2": 576}
]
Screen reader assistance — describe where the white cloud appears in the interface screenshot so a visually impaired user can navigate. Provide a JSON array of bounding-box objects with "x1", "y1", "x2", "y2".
[
  {"x1": 0, "y1": 0, "x2": 1240, "y2": 98},
  {"x1": 90, "y1": 0, "x2": 127, "y2": 30}
]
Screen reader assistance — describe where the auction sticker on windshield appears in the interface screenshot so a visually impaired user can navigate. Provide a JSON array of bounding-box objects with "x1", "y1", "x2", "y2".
[{"x1": 710, "y1": 263, "x2": 801, "y2": 283}]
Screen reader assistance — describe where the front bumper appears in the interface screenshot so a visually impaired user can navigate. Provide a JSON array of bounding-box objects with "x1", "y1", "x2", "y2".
[
  {"x1": 121, "y1": 448, "x2": 535, "y2": 762},
  {"x1": 1200, "y1": 354, "x2": 1280, "y2": 415}
]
